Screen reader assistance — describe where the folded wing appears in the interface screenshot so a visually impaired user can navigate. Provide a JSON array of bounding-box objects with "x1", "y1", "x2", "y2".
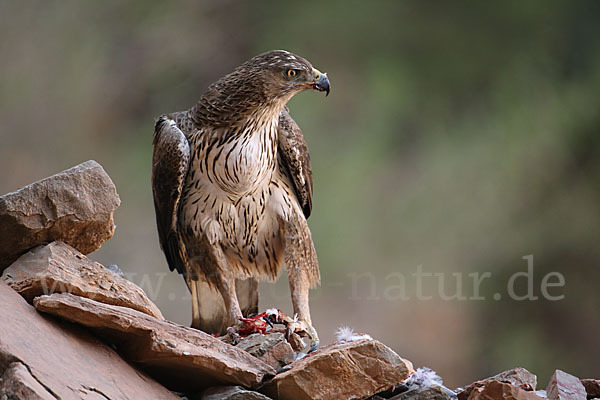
[
  {"x1": 151, "y1": 116, "x2": 190, "y2": 276},
  {"x1": 278, "y1": 107, "x2": 314, "y2": 219}
]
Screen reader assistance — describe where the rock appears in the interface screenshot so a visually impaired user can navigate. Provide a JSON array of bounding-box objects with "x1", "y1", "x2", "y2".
[
  {"x1": 260, "y1": 340, "x2": 295, "y2": 371},
  {"x1": 0, "y1": 282, "x2": 177, "y2": 400},
  {"x1": 372, "y1": 384, "x2": 410, "y2": 399},
  {"x1": 236, "y1": 333, "x2": 295, "y2": 371},
  {"x1": 2, "y1": 241, "x2": 163, "y2": 319},
  {"x1": 467, "y1": 380, "x2": 545, "y2": 400},
  {"x1": 237, "y1": 333, "x2": 287, "y2": 357},
  {"x1": 287, "y1": 331, "x2": 307, "y2": 353},
  {"x1": 0, "y1": 160, "x2": 120, "y2": 270},
  {"x1": 492, "y1": 369, "x2": 537, "y2": 391},
  {"x1": 458, "y1": 368, "x2": 537, "y2": 400},
  {"x1": 261, "y1": 339, "x2": 414, "y2": 400},
  {"x1": 200, "y1": 386, "x2": 272, "y2": 400},
  {"x1": 394, "y1": 367, "x2": 456, "y2": 399},
  {"x1": 581, "y1": 379, "x2": 600, "y2": 398},
  {"x1": 545, "y1": 370, "x2": 586, "y2": 400},
  {"x1": 33, "y1": 292, "x2": 276, "y2": 393},
  {"x1": 392, "y1": 385, "x2": 455, "y2": 399},
  {"x1": 0, "y1": 362, "x2": 55, "y2": 400}
]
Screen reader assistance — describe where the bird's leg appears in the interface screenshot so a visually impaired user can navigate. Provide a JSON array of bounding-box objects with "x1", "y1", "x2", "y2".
[
  {"x1": 289, "y1": 278, "x2": 311, "y2": 324},
  {"x1": 212, "y1": 246, "x2": 243, "y2": 329},
  {"x1": 280, "y1": 208, "x2": 320, "y2": 351},
  {"x1": 287, "y1": 268, "x2": 319, "y2": 352},
  {"x1": 218, "y1": 274, "x2": 243, "y2": 329}
]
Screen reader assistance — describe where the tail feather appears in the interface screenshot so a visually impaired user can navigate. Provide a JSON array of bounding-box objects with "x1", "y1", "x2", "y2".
[{"x1": 190, "y1": 277, "x2": 259, "y2": 334}]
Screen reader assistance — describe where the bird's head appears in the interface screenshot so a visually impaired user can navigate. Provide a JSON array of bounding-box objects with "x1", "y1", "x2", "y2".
[
  {"x1": 197, "y1": 50, "x2": 329, "y2": 126},
  {"x1": 244, "y1": 50, "x2": 330, "y2": 99},
  {"x1": 220, "y1": 50, "x2": 329, "y2": 101}
]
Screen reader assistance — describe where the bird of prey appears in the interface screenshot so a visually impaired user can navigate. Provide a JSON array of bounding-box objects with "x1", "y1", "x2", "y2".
[{"x1": 151, "y1": 50, "x2": 329, "y2": 345}]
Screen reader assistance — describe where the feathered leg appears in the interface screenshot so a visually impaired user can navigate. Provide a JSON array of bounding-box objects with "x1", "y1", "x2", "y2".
[
  {"x1": 236, "y1": 277, "x2": 259, "y2": 316},
  {"x1": 283, "y1": 209, "x2": 320, "y2": 350},
  {"x1": 287, "y1": 263, "x2": 319, "y2": 351},
  {"x1": 212, "y1": 245, "x2": 244, "y2": 328},
  {"x1": 287, "y1": 268, "x2": 312, "y2": 324}
]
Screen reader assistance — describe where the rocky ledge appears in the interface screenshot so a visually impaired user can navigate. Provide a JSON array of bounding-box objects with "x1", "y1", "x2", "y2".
[{"x1": 0, "y1": 161, "x2": 598, "y2": 400}]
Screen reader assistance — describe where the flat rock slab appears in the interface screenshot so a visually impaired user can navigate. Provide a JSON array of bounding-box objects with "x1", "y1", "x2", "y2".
[
  {"x1": 2, "y1": 241, "x2": 163, "y2": 319},
  {"x1": 458, "y1": 368, "x2": 538, "y2": 400},
  {"x1": 0, "y1": 282, "x2": 176, "y2": 400},
  {"x1": 546, "y1": 370, "x2": 586, "y2": 400},
  {"x1": 33, "y1": 292, "x2": 276, "y2": 392},
  {"x1": 261, "y1": 339, "x2": 414, "y2": 400},
  {"x1": 466, "y1": 380, "x2": 544, "y2": 400},
  {"x1": 0, "y1": 362, "x2": 56, "y2": 400},
  {"x1": 0, "y1": 160, "x2": 120, "y2": 270}
]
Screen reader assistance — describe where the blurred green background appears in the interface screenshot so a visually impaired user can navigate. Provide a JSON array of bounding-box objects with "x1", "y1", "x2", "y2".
[{"x1": 1, "y1": 0, "x2": 599, "y2": 388}]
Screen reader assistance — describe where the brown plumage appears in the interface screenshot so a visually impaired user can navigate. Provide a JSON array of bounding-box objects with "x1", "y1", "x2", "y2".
[{"x1": 151, "y1": 50, "x2": 329, "y2": 340}]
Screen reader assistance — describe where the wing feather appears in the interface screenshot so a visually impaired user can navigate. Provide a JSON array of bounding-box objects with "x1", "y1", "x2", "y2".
[
  {"x1": 278, "y1": 107, "x2": 314, "y2": 218},
  {"x1": 151, "y1": 116, "x2": 190, "y2": 276}
]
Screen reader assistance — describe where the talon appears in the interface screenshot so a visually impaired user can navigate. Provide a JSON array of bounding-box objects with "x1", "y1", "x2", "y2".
[
  {"x1": 226, "y1": 326, "x2": 241, "y2": 345},
  {"x1": 294, "y1": 352, "x2": 308, "y2": 361},
  {"x1": 263, "y1": 316, "x2": 273, "y2": 328},
  {"x1": 285, "y1": 326, "x2": 292, "y2": 341},
  {"x1": 278, "y1": 365, "x2": 293, "y2": 374}
]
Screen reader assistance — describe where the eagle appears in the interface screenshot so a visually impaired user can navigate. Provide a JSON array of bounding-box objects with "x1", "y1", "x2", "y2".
[{"x1": 151, "y1": 50, "x2": 329, "y2": 345}]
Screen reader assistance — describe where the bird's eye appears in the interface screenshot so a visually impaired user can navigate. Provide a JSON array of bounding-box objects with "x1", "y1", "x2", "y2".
[{"x1": 286, "y1": 69, "x2": 297, "y2": 78}]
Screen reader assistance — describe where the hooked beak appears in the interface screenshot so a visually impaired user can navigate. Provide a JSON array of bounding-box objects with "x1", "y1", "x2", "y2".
[{"x1": 312, "y1": 68, "x2": 330, "y2": 96}]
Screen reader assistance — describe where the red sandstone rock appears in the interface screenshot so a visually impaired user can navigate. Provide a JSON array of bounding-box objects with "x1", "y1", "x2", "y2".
[
  {"x1": 0, "y1": 362, "x2": 56, "y2": 400},
  {"x1": 391, "y1": 385, "x2": 455, "y2": 399},
  {"x1": 236, "y1": 333, "x2": 295, "y2": 371},
  {"x1": 546, "y1": 370, "x2": 586, "y2": 400},
  {"x1": 467, "y1": 380, "x2": 544, "y2": 400},
  {"x1": 458, "y1": 368, "x2": 538, "y2": 400},
  {"x1": 581, "y1": 379, "x2": 600, "y2": 399},
  {"x1": 33, "y1": 292, "x2": 276, "y2": 393},
  {"x1": 0, "y1": 282, "x2": 176, "y2": 400},
  {"x1": 2, "y1": 241, "x2": 163, "y2": 319},
  {"x1": 261, "y1": 339, "x2": 414, "y2": 400},
  {"x1": 259, "y1": 340, "x2": 295, "y2": 371},
  {"x1": 0, "y1": 160, "x2": 120, "y2": 270}
]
